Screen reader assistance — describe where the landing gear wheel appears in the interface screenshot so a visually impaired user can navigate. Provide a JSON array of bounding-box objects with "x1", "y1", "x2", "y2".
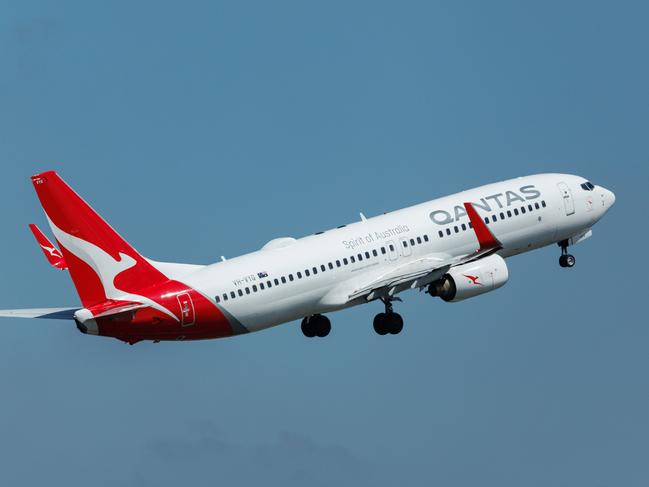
[
  {"x1": 565, "y1": 254, "x2": 576, "y2": 267},
  {"x1": 315, "y1": 315, "x2": 331, "y2": 337},
  {"x1": 388, "y1": 313, "x2": 403, "y2": 335},
  {"x1": 373, "y1": 313, "x2": 389, "y2": 335},
  {"x1": 301, "y1": 315, "x2": 331, "y2": 338},
  {"x1": 301, "y1": 317, "x2": 316, "y2": 338},
  {"x1": 559, "y1": 254, "x2": 576, "y2": 268}
]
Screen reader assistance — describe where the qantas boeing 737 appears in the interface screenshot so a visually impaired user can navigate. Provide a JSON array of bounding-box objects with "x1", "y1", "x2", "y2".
[{"x1": 0, "y1": 171, "x2": 614, "y2": 344}]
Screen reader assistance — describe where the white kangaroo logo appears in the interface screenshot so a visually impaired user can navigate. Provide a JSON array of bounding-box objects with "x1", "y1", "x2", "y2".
[
  {"x1": 40, "y1": 244, "x2": 62, "y2": 259},
  {"x1": 47, "y1": 217, "x2": 179, "y2": 321}
]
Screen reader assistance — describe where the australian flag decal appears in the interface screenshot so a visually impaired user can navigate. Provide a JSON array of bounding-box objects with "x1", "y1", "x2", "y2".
[{"x1": 257, "y1": 271, "x2": 268, "y2": 278}]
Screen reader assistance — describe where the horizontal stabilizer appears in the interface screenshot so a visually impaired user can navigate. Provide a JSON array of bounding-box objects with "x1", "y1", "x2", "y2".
[
  {"x1": 0, "y1": 308, "x2": 78, "y2": 320},
  {"x1": 28, "y1": 224, "x2": 68, "y2": 270}
]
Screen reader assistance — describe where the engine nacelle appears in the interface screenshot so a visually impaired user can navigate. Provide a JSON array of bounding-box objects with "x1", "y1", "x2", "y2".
[{"x1": 428, "y1": 254, "x2": 509, "y2": 302}]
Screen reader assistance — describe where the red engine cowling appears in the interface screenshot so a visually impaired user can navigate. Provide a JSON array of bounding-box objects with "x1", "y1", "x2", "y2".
[{"x1": 428, "y1": 254, "x2": 509, "y2": 302}]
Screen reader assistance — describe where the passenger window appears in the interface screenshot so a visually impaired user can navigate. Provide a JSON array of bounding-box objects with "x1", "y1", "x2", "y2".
[
  {"x1": 365, "y1": 252, "x2": 370, "y2": 259},
  {"x1": 389, "y1": 244, "x2": 395, "y2": 251},
  {"x1": 336, "y1": 260, "x2": 341, "y2": 267},
  {"x1": 484, "y1": 217, "x2": 489, "y2": 224},
  {"x1": 454, "y1": 226, "x2": 459, "y2": 233},
  {"x1": 223, "y1": 293, "x2": 228, "y2": 301},
  {"x1": 542, "y1": 200, "x2": 547, "y2": 208},
  {"x1": 381, "y1": 247, "x2": 386, "y2": 255},
  {"x1": 343, "y1": 258, "x2": 348, "y2": 265},
  {"x1": 313, "y1": 267, "x2": 318, "y2": 274},
  {"x1": 468, "y1": 222, "x2": 473, "y2": 228},
  {"x1": 403, "y1": 241, "x2": 408, "y2": 248},
  {"x1": 238, "y1": 289, "x2": 243, "y2": 297},
  {"x1": 372, "y1": 249, "x2": 378, "y2": 257},
  {"x1": 281, "y1": 277, "x2": 287, "y2": 284},
  {"x1": 267, "y1": 281, "x2": 272, "y2": 288},
  {"x1": 350, "y1": 255, "x2": 355, "y2": 263},
  {"x1": 252, "y1": 285, "x2": 257, "y2": 292},
  {"x1": 514, "y1": 208, "x2": 519, "y2": 216},
  {"x1": 491, "y1": 215, "x2": 497, "y2": 223},
  {"x1": 297, "y1": 272, "x2": 302, "y2": 279},
  {"x1": 535, "y1": 202, "x2": 540, "y2": 210},
  {"x1": 215, "y1": 295, "x2": 221, "y2": 303},
  {"x1": 357, "y1": 254, "x2": 363, "y2": 261},
  {"x1": 245, "y1": 287, "x2": 250, "y2": 294},
  {"x1": 259, "y1": 283, "x2": 265, "y2": 290},
  {"x1": 507, "y1": 210, "x2": 512, "y2": 218},
  {"x1": 410, "y1": 238, "x2": 415, "y2": 246},
  {"x1": 288, "y1": 274, "x2": 294, "y2": 281},
  {"x1": 461, "y1": 223, "x2": 466, "y2": 231},
  {"x1": 321, "y1": 264, "x2": 326, "y2": 271},
  {"x1": 446, "y1": 228, "x2": 451, "y2": 236},
  {"x1": 423, "y1": 235, "x2": 429, "y2": 242},
  {"x1": 328, "y1": 262, "x2": 334, "y2": 270},
  {"x1": 274, "y1": 278, "x2": 280, "y2": 285},
  {"x1": 521, "y1": 206, "x2": 526, "y2": 214},
  {"x1": 500, "y1": 212, "x2": 505, "y2": 220},
  {"x1": 438, "y1": 230, "x2": 444, "y2": 238},
  {"x1": 231, "y1": 291, "x2": 236, "y2": 299},
  {"x1": 305, "y1": 269, "x2": 310, "y2": 277},
  {"x1": 417, "y1": 237, "x2": 422, "y2": 244},
  {"x1": 528, "y1": 204, "x2": 533, "y2": 211}
]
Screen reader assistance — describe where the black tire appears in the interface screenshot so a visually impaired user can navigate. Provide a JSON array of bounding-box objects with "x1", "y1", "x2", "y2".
[
  {"x1": 315, "y1": 315, "x2": 331, "y2": 338},
  {"x1": 388, "y1": 313, "x2": 404, "y2": 335},
  {"x1": 373, "y1": 313, "x2": 389, "y2": 335},
  {"x1": 559, "y1": 255, "x2": 568, "y2": 267},
  {"x1": 565, "y1": 254, "x2": 576, "y2": 267},
  {"x1": 301, "y1": 318, "x2": 316, "y2": 338}
]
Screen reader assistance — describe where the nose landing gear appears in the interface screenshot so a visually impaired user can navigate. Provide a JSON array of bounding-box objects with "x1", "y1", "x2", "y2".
[
  {"x1": 373, "y1": 298, "x2": 403, "y2": 335},
  {"x1": 558, "y1": 240, "x2": 576, "y2": 268}
]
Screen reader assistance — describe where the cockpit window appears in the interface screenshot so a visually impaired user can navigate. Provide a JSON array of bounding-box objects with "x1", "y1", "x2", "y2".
[{"x1": 581, "y1": 181, "x2": 595, "y2": 191}]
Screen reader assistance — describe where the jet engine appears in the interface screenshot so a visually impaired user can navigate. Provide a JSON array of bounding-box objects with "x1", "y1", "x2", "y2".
[{"x1": 428, "y1": 254, "x2": 509, "y2": 302}]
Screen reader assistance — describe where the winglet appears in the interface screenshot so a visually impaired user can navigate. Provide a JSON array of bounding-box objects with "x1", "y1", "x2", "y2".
[
  {"x1": 28, "y1": 223, "x2": 68, "y2": 270},
  {"x1": 463, "y1": 203, "x2": 502, "y2": 250}
]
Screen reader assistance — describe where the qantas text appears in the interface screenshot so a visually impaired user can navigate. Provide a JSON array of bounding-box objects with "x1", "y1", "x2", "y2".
[{"x1": 429, "y1": 185, "x2": 541, "y2": 225}]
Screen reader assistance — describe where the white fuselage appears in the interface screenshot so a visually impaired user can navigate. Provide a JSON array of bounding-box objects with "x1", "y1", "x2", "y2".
[{"x1": 179, "y1": 173, "x2": 615, "y2": 333}]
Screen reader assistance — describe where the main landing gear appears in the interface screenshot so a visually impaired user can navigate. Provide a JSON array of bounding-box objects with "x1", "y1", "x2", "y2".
[
  {"x1": 301, "y1": 314, "x2": 331, "y2": 338},
  {"x1": 373, "y1": 298, "x2": 403, "y2": 336},
  {"x1": 558, "y1": 240, "x2": 576, "y2": 268}
]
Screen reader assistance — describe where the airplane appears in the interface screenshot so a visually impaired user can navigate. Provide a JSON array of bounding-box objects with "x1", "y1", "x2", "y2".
[{"x1": 0, "y1": 171, "x2": 615, "y2": 344}]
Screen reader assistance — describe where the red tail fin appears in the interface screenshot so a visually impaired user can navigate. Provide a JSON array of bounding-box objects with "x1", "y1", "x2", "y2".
[{"x1": 31, "y1": 171, "x2": 169, "y2": 307}]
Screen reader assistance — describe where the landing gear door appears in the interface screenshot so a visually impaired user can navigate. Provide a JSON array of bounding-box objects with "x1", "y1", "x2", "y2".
[
  {"x1": 177, "y1": 292, "x2": 195, "y2": 327},
  {"x1": 557, "y1": 182, "x2": 575, "y2": 216}
]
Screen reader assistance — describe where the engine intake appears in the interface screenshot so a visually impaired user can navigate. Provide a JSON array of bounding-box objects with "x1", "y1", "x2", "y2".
[{"x1": 428, "y1": 254, "x2": 509, "y2": 302}]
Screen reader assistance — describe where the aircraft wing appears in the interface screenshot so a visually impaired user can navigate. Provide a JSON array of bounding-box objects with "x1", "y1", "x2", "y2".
[
  {"x1": 0, "y1": 308, "x2": 78, "y2": 320},
  {"x1": 347, "y1": 202, "x2": 503, "y2": 302}
]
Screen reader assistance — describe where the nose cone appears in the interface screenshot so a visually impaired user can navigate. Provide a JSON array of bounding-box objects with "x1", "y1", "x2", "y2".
[
  {"x1": 604, "y1": 188, "x2": 616, "y2": 209},
  {"x1": 608, "y1": 189, "x2": 616, "y2": 207}
]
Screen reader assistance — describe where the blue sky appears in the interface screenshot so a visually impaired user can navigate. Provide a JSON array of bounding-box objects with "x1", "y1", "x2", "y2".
[{"x1": 0, "y1": 1, "x2": 647, "y2": 486}]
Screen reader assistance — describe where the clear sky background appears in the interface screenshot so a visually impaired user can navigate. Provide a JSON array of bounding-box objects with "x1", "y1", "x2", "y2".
[{"x1": 0, "y1": 1, "x2": 647, "y2": 486}]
